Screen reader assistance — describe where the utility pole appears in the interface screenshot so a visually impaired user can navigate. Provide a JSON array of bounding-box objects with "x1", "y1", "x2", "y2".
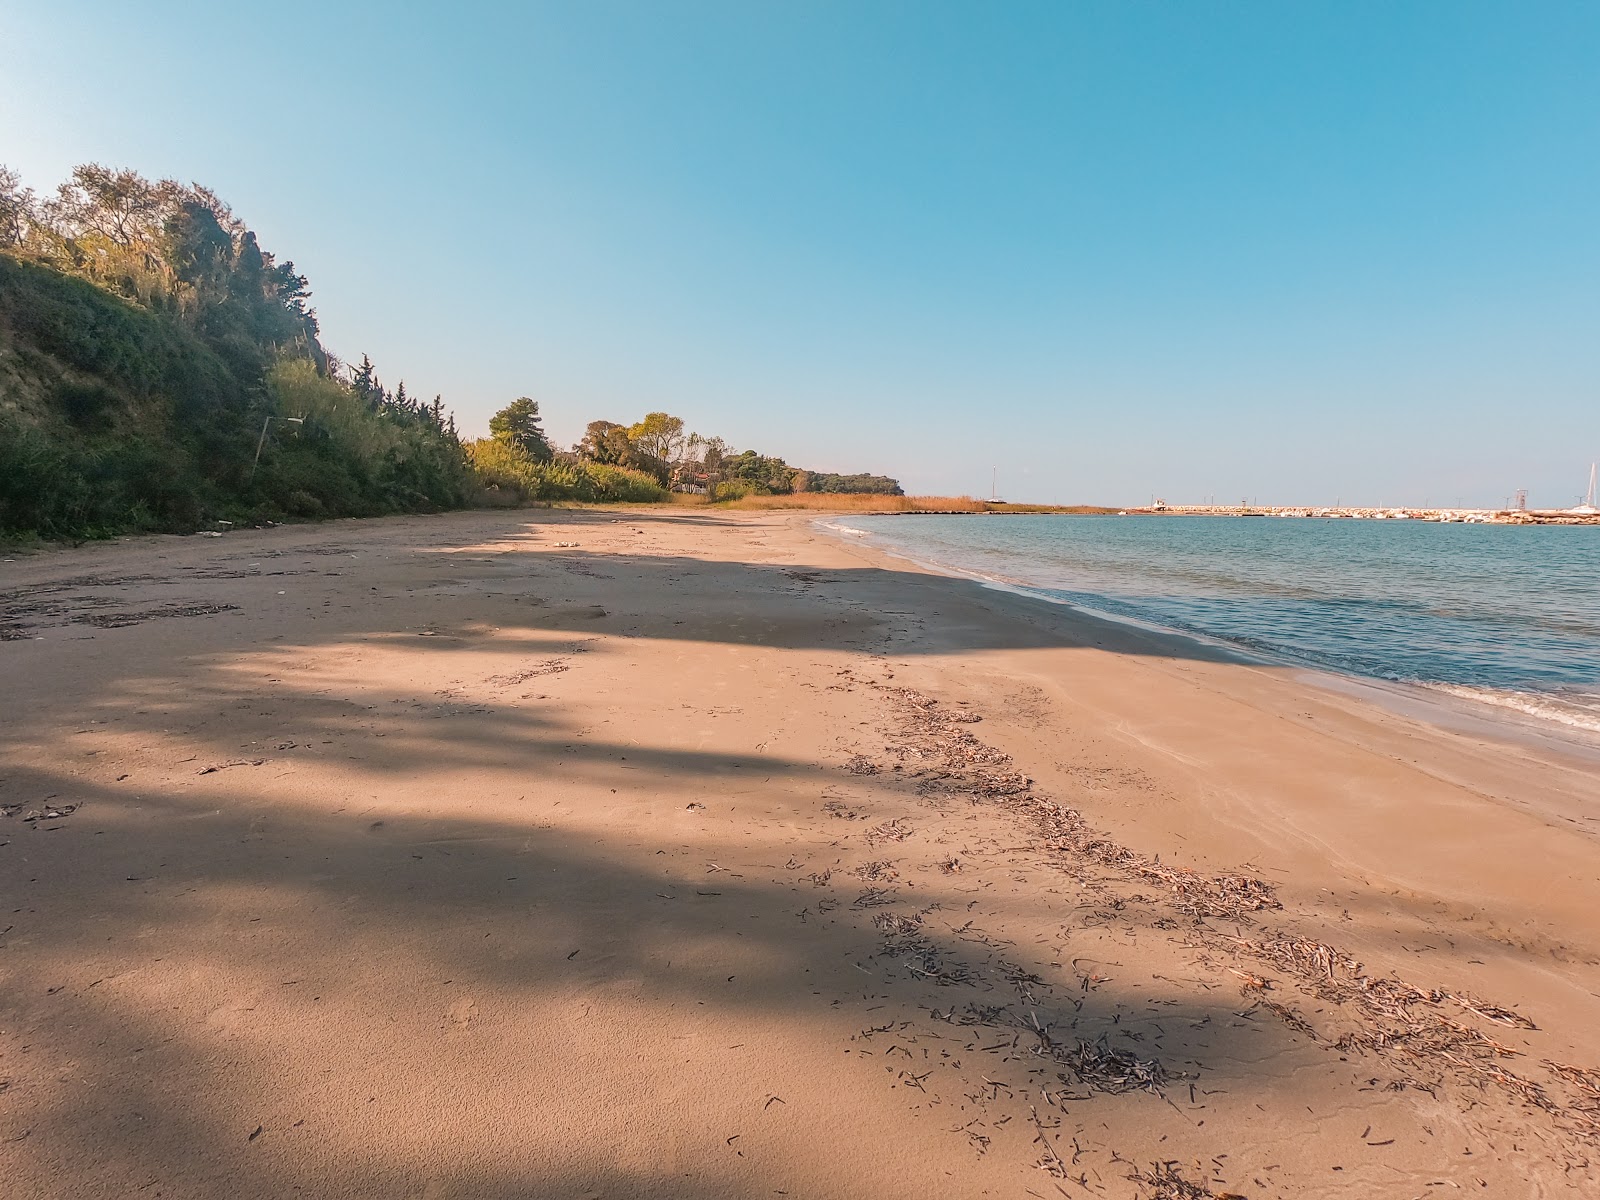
[{"x1": 250, "y1": 416, "x2": 304, "y2": 481}]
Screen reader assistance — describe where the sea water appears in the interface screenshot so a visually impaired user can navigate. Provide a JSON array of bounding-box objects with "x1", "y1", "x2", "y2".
[{"x1": 825, "y1": 514, "x2": 1600, "y2": 738}]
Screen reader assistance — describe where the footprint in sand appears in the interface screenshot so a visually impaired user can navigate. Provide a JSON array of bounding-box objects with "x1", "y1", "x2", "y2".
[{"x1": 446, "y1": 995, "x2": 477, "y2": 1028}]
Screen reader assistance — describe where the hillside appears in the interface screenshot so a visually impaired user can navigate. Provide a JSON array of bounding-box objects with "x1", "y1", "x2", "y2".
[{"x1": 0, "y1": 165, "x2": 470, "y2": 540}]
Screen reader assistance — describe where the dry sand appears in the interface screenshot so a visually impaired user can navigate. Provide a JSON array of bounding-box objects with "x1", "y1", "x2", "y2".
[{"x1": 3, "y1": 508, "x2": 1599, "y2": 1198}]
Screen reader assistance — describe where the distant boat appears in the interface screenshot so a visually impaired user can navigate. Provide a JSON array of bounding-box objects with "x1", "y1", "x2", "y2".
[{"x1": 1569, "y1": 463, "x2": 1599, "y2": 516}]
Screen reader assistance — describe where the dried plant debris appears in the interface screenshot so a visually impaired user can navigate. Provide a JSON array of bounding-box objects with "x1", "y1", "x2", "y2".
[
  {"x1": 1205, "y1": 931, "x2": 1592, "y2": 1129},
  {"x1": 852, "y1": 887, "x2": 897, "y2": 908},
  {"x1": 854, "y1": 860, "x2": 898, "y2": 882},
  {"x1": 1545, "y1": 1061, "x2": 1600, "y2": 1113},
  {"x1": 844, "y1": 754, "x2": 879, "y2": 775},
  {"x1": 1017, "y1": 795, "x2": 1278, "y2": 921},
  {"x1": 865, "y1": 817, "x2": 915, "y2": 845},
  {"x1": 555, "y1": 557, "x2": 606, "y2": 576},
  {"x1": 872, "y1": 912, "x2": 924, "y2": 937},
  {"x1": 1130, "y1": 1162, "x2": 1246, "y2": 1199},
  {"x1": 879, "y1": 686, "x2": 1277, "y2": 922},
  {"x1": 1230, "y1": 935, "x2": 1535, "y2": 1032},
  {"x1": 990, "y1": 1009, "x2": 1171, "y2": 1095},
  {"x1": 486, "y1": 660, "x2": 569, "y2": 685},
  {"x1": 197, "y1": 759, "x2": 265, "y2": 775},
  {"x1": 904, "y1": 948, "x2": 973, "y2": 986},
  {"x1": 5, "y1": 803, "x2": 79, "y2": 822},
  {"x1": 0, "y1": 575, "x2": 159, "y2": 626},
  {"x1": 76, "y1": 603, "x2": 239, "y2": 628},
  {"x1": 1048, "y1": 1033, "x2": 1171, "y2": 1095},
  {"x1": 870, "y1": 681, "x2": 1600, "y2": 1147}
]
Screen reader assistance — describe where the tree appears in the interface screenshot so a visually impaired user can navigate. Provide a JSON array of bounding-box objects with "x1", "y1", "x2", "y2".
[
  {"x1": 164, "y1": 198, "x2": 235, "y2": 314},
  {"x1": 0, "y1": 165, "x2": 34, "y2": 248},
  {"x1": 490, "y1": 397, "x2": 554, "y2": 462},
  {"x1": 724, "y1": 450, "x2": 797, "y2": 494},
  {"x1": 48, "y1": 163, "x2": 175, "y2": 249},
  {"x1": 350, "y1": 355, "x2": 383, "y2": 410},
  {"x1": 809, "y1": 472, "x2": 903, "y2": 495},
  {"x1": 627, "y1": 412, "x2": 685, "y2": 463},
  {"x1": 577, "y1": 420, "x2": 631, "y2": 464},
  {"x1": 688, "y1": 433, "x2": 728, "y2": 472}
]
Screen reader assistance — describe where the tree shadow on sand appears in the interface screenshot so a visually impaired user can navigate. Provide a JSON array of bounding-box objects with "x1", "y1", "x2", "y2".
[
  {"x1": 2, "y1": 751, "x2": 1333, "y2": 1198},
  {"x1": 3, "y1": 509, "x2": 1596, "y2": 1195}
]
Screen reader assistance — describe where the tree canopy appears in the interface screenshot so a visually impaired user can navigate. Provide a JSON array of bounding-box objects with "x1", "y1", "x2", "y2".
[
  {"x1": 627, "y1": 412, "x2": 686, "y2": 462},
  {"x1": 570, "y1": 413, "x2": 901, "y2": 497},
  {"x1": 488, "y1": 397, "x2": 554, "y2": 462}
]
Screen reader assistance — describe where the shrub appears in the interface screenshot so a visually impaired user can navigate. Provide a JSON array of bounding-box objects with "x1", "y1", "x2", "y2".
[
  {"x1": 581, "y1": 461, "x2": 668, "y2": 503},
  {"x1": 465, "y1": 439, "x2": 667, "y2": 504},
  {"x1": 53, "y1": 378, "x2": 120, "y2": 428},
  {"x1": 0, "y1": 253, "x2": 472, "y2": 539}
]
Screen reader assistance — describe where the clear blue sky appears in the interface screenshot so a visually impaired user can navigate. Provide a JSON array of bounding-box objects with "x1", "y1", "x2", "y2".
[{"x1": 4, "y1": 2, "x2": 1597, "y2": 506}]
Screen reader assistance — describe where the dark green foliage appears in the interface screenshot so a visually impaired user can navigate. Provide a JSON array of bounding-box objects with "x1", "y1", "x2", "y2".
[
  {"x1": 488, "y1": 397, "x2": 553, "y2": 462},
  {"x1": 0, "y1": 254, "x2": 240, "y2": 405},
  {"x1": 52, "y1": 378, "x2": 120, "y2": 428},
  {"x1": 723, "y1": 450, "x2": 798, "y2": 494},
  {"x1": 0, "y1": 250, "x2": 468, "y2": 539},
  {"x1": 807, "y1": 472, "x2": 903, "y2": 495},
  {"x1": 0, "y1": 162, "x2": 479, "y2": 539},
  {"x1": 0, "y1": 411, "x2": 208, "y2": 537},
  {"x1": 574, "y1": 418, "x2": 670, "y2": 481},
  {"x1": 577, "y1": 420, "x2": 630, "y2": 464}
]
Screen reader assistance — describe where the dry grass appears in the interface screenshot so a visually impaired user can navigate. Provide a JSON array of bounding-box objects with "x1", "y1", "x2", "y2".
[
  {"x1": 664, "y1": 492, "x2": 1118, "y2": 513},
  {"x1": 715, "y1": 493, "x2": 1118, "y2": 513},
  {"x1": 720, "y1": 493, "x2": 989, "y2": 512}
]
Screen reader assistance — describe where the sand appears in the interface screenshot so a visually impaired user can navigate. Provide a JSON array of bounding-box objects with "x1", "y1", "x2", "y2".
[{"x1": 2, "y1": 507, "x2": 1598, "y2": 1198}]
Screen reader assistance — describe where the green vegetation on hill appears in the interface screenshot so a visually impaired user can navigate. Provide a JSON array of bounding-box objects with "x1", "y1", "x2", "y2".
[
  {"x1": 0, "y1": 163, "x2": 905, "y2": 538},
  {"x1": 0, "y1": 165, "x2": 468, "y2": 538}
]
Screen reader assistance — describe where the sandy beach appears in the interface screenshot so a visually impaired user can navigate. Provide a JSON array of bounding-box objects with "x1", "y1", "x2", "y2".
[{"x1": 3, "y1": 508, "x2": 1599, "y2": 1198}]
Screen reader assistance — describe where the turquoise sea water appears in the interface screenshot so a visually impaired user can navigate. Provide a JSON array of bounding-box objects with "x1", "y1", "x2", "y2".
[{"x1": 827, "y1": 514, "x2": 1600, "y2": 737}]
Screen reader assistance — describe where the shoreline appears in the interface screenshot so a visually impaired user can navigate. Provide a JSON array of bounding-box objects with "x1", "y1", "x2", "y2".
[
  {"x1": 820, "y1": 511, "x2": 1600, "y2": 758},
  {"x1": 4, "y1": 507, "x2": 1599, "y2": 1197}
]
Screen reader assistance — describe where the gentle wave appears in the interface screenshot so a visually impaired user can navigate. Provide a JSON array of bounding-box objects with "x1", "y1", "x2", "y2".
[
  {"x1": 828, "y1": 514, "x2": 1600, "y2": 741},
  {"x1": 1419, "y1": 684, "x2": 1600, "y2": 734}
]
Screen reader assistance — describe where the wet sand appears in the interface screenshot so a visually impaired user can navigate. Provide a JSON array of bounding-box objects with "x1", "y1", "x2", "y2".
[{"x1": 3, "y1": 508, "x2": 1598, "y2": 1198}]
